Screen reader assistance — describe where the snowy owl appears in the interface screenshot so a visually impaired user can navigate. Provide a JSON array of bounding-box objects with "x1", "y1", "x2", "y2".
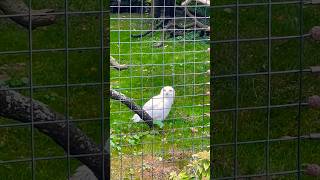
[{"x1": 132, "y1": 86, "x2": 175, "y2": 122}]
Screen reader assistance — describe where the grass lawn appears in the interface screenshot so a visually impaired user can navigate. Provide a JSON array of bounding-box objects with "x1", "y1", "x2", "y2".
[
  {"x1": 0, "y1": 1, "x2": 210, "y2": 180},
  {"x1": 212, "y1": 3, "x2": 320, "y2": 179},
  {"x1": 2, "y1": 0, "x2": 319, "y2": 180},
  {"x1": 110, "y1": 13, "x2": 210, "y2": 179},
  {"x1": 0, "y1": 1, "x2": 110, "y2": 179}
]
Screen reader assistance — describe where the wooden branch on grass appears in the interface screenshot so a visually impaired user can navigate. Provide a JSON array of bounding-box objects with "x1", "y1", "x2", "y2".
[
  {"x1": 181, "y1": 0, "x2": 210, "y2": 6},
  {"x1": 0, "y1": 0, "x2": 56, "y2": 29},
  {"x1": 0, "y1": 86, "x2": 108, "y2": 180},
  {"x1": 184, "y1": 8, "x2": 209, "y2": 29},
  {"x1": 110, "y1": 89, "x2": 154, "y2": 128},
  {"x1": 179, "y1": 0, "x2": 210, "y2": 29},
  {"x1": 109, "y1": 59, "x2": 154, "y2": 127},
  {"x1": 110, "y1": 56, "x2": 128, "y2": 71}
]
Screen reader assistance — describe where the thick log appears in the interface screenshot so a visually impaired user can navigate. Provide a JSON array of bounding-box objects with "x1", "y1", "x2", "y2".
[
  {"x1": 0, "y1": 87, "x2": 108, "y2": 180},
  {"x1": 0, "y1": 0, "x2": 56, "y2": 29},
  {"x1": 110, "y1": 89, "x2": 154, "y2": 128}
]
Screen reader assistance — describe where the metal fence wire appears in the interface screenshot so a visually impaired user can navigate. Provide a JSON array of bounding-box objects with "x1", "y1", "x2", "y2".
[
  {"x1": 3, "y1": 0, "x2": 320, "y2": 179},
  {"x1": 110, "y1": 0, "x2": 210, "y2": 179},
  {"x1": 0, "y1": 0, "x2": 209, "y2": 179},
  {"x1": 212, "y1": 0, "x2": 320, "y2": 179},
  {"x1": 0, "y1": 0, "x2": 109, "y2": 179}
]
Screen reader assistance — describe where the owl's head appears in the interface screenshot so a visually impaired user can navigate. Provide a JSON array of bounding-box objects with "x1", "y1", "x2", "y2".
[{"x1": 160, "y1": 86, "x2": 175, "y2": 98}]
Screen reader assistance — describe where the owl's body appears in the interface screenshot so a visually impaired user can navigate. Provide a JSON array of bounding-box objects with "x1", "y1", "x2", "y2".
[{"x1": 132, "y1": 86, "x2": 175, "y2": 122}]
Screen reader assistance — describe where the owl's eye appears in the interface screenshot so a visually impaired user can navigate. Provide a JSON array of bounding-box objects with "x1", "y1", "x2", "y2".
[{"x1": 169, "y1": 89, "x2": 172, "y2": 92}]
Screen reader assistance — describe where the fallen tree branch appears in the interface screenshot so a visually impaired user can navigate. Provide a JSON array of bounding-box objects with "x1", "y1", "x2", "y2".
[
  {"x1": 131, "y1": 8, "x2": 209, "y2": 42},
  {"x1": 184, "y1": 7, "x2": 209, "y2": 29},
  {"x1": 0, "y1": 0, "x2": 56, "y2": 29},
  {"x1": 181, "y1": 0, "x2": 210, "y2": 6},
  {"x1": 179, "y1": 0, "x2": 210, "y2": 30},
  {"x1": 110, "y1": 89, "x2": 154, "y2": 128},
  {"x1": 0, "y1": 86, "x2": 108, "y2": 180},
  {"x1": 110, "y1": 56, "x2": 128, "y2": 71}
]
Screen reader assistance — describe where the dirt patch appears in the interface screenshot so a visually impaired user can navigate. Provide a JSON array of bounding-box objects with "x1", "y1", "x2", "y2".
[
  {"x1": 139, "y1": 156, "x2": 180, "y2": 180},
  {"x1": 111, "y1": 151, "x2": 192, "y2": 179}
]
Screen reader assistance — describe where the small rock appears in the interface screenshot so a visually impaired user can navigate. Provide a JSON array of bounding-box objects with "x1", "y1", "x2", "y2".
[
  {"x1": 310, "y1": 26, "x2": 320, "y2": 41},
  {"x1": 308, "y1": 95, "x2": 320, "y2": 109},
  {"x1": 69, "y1": 165, "x2": 97, "y2": 180},
  {"x1": 305, "y1": 164, "x2": 320, "y2": 176}
]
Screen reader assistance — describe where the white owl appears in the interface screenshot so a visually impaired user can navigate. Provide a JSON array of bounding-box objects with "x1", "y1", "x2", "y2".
[{"x1": 132, "y1": 86, "x2": 175, "y2": 122}]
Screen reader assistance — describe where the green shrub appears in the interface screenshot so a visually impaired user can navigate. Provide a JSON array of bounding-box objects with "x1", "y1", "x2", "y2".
[{"x1": 169, "y1": 151, "x2": 210, "y2": 180}]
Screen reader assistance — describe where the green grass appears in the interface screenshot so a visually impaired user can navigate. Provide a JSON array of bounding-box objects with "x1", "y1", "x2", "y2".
[
  {"x1": 109, "y1": 13, "x2": 210, "y2": 178},
  {"x1": 2, "y1": 1, "x2": 319, "y2": 180},
  {"x1": 0, "y1": 2, "x2": 210, "y2": 179},
  {"x1": 213, "y1": 3, "x2": 320, "y2": 179},
  {"x1": 0, "y1": 1, "x2": 110, "y2": 179}
]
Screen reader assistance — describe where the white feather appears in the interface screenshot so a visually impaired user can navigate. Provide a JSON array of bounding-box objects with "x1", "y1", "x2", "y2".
[{"x1": 132, "y1": 86, "x2": 175, "y2": 122}]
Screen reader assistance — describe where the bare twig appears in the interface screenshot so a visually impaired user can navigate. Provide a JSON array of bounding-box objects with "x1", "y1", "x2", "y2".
[
  {"x1": 110, "y1": 89, "x2": 154, "y2": 128},
  {"x1": 0, "y1": 0, "x2": 56, "y2": 29},
  {"x1": 110, "y1": 56, "x2": 128, "y2": 71},
  {"x1": 0, "y1": 86, "x2": 108, "y2": 180}
]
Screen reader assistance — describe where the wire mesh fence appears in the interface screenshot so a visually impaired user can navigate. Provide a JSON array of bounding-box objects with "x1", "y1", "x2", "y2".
[
  {"x1": 110, "y1": 0, "x2": 210, "y2": 179},
  {"x1": 0, "y1": 0, "x2": 109, "y2": 179},
  {"x1": 3, "y1": 0, "x2": 320, "y2": 179},
  {"x1": 212, "y1": 0, "x2": 320, "y2": 179}
]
